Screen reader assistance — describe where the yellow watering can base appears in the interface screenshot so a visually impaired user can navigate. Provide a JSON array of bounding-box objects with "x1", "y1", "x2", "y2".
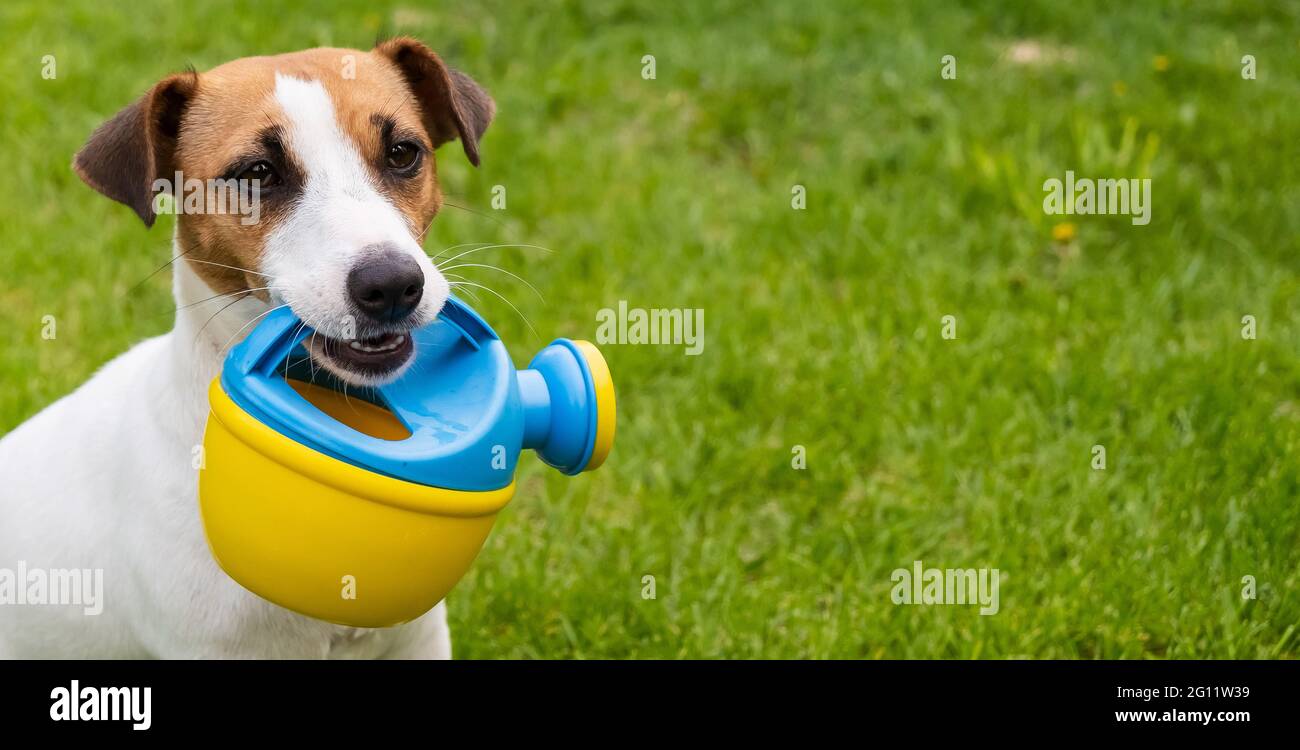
[{"x1": 201, "y1": 379, "x2": 515, "y2": 628}]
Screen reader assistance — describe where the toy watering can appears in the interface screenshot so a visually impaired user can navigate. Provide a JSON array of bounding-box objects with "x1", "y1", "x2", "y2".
[{"x1": 198, "y1": 297, "x2": 615, "y2": 627}]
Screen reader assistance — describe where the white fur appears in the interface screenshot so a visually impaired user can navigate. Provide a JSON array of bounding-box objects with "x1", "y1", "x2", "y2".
[
  {"x1": 265, "y1": 75, "x2": 447, "y2": 350},
  {"x1": 0, "y1": 75, "x2": 452, "y2": 659}
]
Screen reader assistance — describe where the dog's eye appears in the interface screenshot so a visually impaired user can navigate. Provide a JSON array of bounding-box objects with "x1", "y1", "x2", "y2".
[
  {"x1": 237, "y1": 161, "x2": 280, "y2": 188},
  {"x1": 386, "y1": 142, "x2": 420, "y2": 171}
]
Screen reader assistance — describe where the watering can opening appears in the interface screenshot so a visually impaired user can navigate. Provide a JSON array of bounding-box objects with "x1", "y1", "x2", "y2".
[{"x1": 285, "y1": 379, "x2": 413, "y2": 442}]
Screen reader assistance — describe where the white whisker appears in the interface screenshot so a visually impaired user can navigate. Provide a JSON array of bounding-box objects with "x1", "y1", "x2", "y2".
[
  {"x1": 444, "y1": 275, "x2": 485, "y2": 306},
  {"x1": 182, "y1": 258, "x2": 272, "y2": 278},
  {"x1": 430, "y1": 243, "x2": 553, "y2": 266},
  {"x1": 447, "y1": 280, "x2": 540, "y2": 339},
  {"x1": 438, "y1": 263, "x2": 545, "y2": 302},
  {"x1": 176, "y1": 286, "x2": 277, "y2": 313}
]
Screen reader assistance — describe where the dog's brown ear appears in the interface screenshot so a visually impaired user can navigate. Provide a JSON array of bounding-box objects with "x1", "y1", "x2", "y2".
[
  {"x1": 374, "y1": 37, "x2": 494, "y2": 167},
  {"x1": 73, "y1": 72, "x2": 198, "y2": 227}
]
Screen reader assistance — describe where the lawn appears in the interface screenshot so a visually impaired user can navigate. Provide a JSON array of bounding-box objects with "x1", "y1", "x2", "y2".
[{"x1": 0, "y1": 0, "x2": 1297, "y2": 658}]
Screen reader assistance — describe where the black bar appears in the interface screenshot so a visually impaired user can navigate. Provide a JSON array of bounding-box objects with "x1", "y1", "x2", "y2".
[{"x1": 1, "y1": 660, "x2": 1290, "y2": 736}]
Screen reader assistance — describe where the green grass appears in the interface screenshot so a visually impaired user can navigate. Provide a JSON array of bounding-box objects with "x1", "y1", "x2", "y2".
[{"x1": 2, "y1": 0, "x2": 1298, "y2": 658}]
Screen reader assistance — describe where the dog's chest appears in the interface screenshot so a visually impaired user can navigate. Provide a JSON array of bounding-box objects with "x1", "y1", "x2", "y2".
[{"x1": 326, "y1": 626, "x2": 396, "y2": 657}]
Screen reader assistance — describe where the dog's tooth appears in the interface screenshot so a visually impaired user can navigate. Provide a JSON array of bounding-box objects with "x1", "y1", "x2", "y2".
[{"x1": 344, "y1": 334, "x2": 403, "y2": 355}]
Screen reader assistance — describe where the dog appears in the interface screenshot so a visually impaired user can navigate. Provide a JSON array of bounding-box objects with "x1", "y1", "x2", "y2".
[{"x1": 0, "y1": 38, "x2": 494, "y2": 658}]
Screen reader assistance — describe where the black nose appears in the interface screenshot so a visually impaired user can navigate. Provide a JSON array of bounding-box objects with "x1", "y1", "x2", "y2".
[{"x1": 347, "y1": 247, "x2": 425, "y2": 324}]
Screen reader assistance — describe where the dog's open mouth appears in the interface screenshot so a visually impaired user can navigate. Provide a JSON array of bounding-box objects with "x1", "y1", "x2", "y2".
[{"x1": 314, "y1": 332, "x2": 415, "y2": 381}]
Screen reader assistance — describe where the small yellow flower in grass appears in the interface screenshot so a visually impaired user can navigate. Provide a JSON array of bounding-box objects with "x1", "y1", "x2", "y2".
[
  {"x1": 1153, "y1": 55, "x2": 1170, "y2": 72},
  {"x1": 1052, "y1": 222, "x2": 1077, "y2": 243},
  {"x1": 1112, "y1": 80, "x2": 1128, "y2": 96}
]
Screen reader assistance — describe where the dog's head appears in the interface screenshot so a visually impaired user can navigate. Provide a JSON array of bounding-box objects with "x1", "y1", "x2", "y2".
[{"x1": 74, "y1": 38, "x2": 494, "y2": 385}]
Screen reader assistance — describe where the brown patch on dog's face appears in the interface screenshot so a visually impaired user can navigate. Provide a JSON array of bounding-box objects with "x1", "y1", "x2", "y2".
[{"x1": 171, "y1": 47, "x2": 446, "y2": 298}]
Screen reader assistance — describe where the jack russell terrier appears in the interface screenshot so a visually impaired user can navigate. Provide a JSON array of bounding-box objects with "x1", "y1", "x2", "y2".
[{"x1": 0, "y1": 38, "x2": 494, "y2": 658}]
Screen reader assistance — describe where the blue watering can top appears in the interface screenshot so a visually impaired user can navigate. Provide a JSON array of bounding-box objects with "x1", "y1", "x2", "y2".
[{"x1": 219, "y1": 296, "x2": 609, "y2": 492}]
